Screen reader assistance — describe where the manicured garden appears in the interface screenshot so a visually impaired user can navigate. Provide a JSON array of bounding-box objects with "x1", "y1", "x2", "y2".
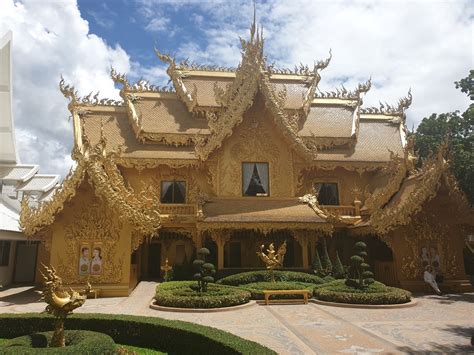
[
  {"x1": 0, "y1": 313, "x2": 276, "y2": 354},
  {"x1": 154, "y1": 240, "x2": 412, "y2": 308}
]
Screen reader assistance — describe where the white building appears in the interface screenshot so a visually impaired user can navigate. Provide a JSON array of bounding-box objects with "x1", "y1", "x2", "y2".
[{"x1": 0, "y1": 31, "x2": 59, "y2": 286}]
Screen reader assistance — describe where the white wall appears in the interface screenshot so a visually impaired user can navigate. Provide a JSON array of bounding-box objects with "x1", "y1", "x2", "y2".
[{"x1": 0, "y1": 241, "x2": 16, "y2": 286}]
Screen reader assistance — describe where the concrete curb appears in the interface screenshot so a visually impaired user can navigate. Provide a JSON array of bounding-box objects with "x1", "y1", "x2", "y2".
[
  {"x1": 149, "y1": 300, "x2": 257, "y2": 313},
  {"x1": 310, "y1": 298, "x2": 418, "y2": 309}
]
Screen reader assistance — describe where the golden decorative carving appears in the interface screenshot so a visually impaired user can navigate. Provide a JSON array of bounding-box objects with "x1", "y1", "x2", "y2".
[
  {"x1": 59, "y1": 76, "x2": 123, "y2": 113},
  {"x1": 360, "y1": 89, "x2": 412, "y2": 118},
  {"x1": 256, "y1": 241, "x2": 287, "y2": 281},
  {"x1": 364, "y1": 137, "x2": 417, "y2": 212},
  {"x1": 194, "y1": 23, "x2": 263, "y2": 161},
  {"x1": 197, "y1": 222, "x2": 333, "y2": 235},
  {"x1": 399, "y1": 216, "x2": 458, "y2": 279},
  {"x1": 155, "y1": 49, "x2": 198, "y2": 112},
  {"x1": 370, "y1": 144, "x2": 448, "y2": 234},
  {"x1": 116, "y1": 157, "x2": 200, "y2": 171},
  {"x1": 314, "y1": 78, "x2": 371, "y2": 100},
  {"x1": 299, "y1": 193, "x2": 347, "y2": 226},
  {"x1": 20, "y1": 162, "x2": 86, "y2": 237},
  {"x1": 58, "y1": 203, "x2": 124, "y2": 284},
  {"x1": 302, "y1": 50, "x2": 332, "y2": 115},
  {"x1": 41, "y1": 265, "x2": 91, "y2": 347}
]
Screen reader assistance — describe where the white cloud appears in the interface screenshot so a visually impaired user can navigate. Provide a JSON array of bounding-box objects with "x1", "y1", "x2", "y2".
[
  {"x1": 0, "y1": 0, "x2": 130, "y2": 177},
  {"x1": 171, "y1": 0, "x2": 473, "y2": 129},
  {"x1": 145, "y1": 17, "x2": 170, "y2": 32}
]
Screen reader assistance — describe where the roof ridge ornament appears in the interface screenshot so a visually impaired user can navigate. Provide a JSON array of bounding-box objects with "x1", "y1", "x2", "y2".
[
  {"x1": 302, "y1": 49, "x2": 332, "y2": 115},
  {"x1": 360, "y1": 88, "x2": 412, "y2": 117},
  {"x1": 59, "y1": 75, "x2": 123, "y2": 111},
  {"x1": 154, "y1": 47, "x2": 198, "y2": 111}
]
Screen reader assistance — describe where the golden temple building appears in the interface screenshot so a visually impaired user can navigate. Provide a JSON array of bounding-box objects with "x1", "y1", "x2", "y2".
[{"x1": 20, "y1": 23, "x2": 473, "y2": 296}]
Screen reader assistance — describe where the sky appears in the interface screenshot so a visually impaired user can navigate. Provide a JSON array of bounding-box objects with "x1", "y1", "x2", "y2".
[{"x1": 0, "y1": 0, "x2": 472, "y2": 177}]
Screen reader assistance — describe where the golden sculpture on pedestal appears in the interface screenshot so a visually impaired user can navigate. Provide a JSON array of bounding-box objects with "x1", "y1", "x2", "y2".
[
  {"x1": 256, "y1": 241, "x2": 287, "y2": 282},
  {"x1": 41, "y1": 265, "x2": 91, "y2": 347}
]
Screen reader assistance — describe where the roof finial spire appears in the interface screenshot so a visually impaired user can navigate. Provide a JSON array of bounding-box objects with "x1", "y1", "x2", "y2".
[{"x1": 250, "y1": 0, "x2": 257, "y2": 41}]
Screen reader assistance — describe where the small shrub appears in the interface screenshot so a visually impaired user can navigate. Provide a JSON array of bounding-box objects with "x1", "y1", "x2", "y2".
[
  {"x1": 0, "y1": 330, "x2": 115, "y2": 354},
  {"x1": 155, "y1": 281, "x2": 250, "y2": 308},
  {"x1": 218, "y1": 270, "x2": 324, "y2": 286},
  {"x1": 314, "y1": 280, "x2": 411, "y2": 305},
  {"x1": 240, "y1": 281, "x2": 314, "y2": 300}
]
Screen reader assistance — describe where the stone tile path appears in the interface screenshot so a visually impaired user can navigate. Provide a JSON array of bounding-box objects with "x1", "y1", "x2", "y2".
[{"x1": 1, "y1": 282, "x2": 473, "y2": 354}]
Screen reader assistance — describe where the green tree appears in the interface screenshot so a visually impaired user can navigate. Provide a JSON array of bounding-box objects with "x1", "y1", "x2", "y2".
[
  {"x1": 191, "y1": 248, "x2": 216, "y2": 293},
  {"x1": 414, "y1": 71, "x2": 474, "y2": 204},
  {"x1": 345, "y1": 241, "x2": 374, "y2": 289},
  {"x1": 333, "y1": 251, "x2": 346, "y2": 279},
  {"x1": 320, "y1": 238, "x2": 333, "y2": 275},
  {"x1": 312, "y1": 247, "x2": 323, "y2": 276}
]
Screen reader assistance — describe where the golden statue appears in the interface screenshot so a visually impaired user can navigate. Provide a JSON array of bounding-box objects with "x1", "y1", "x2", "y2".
[
  {"x1": 41, "y1": 264, "x2": 91, "y2": 347},
  {"x1": 256, "y1": 241, "x2": 287, "y2": 282},
  {"x1": 160, "y1": 257, "x2": 173, "y2": 281}
]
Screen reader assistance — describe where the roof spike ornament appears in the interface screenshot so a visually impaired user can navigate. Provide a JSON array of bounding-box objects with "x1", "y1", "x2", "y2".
[{"x1": 59, "y1": 75, "x2": 79, "y2": 111}]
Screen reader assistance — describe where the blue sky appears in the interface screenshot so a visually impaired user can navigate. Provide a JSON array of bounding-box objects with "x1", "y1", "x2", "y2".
[{"x1": 1, "y1": 0, "x2": 472, "y2": 176}]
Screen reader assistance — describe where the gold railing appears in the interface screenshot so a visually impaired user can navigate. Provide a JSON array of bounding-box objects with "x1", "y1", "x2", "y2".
[
  {"x1": 158, "y1": 203, "x2": 196, "y2": 215},
  {"x1": 325, "y1": 205, "x2": 357, "y2": 216}
]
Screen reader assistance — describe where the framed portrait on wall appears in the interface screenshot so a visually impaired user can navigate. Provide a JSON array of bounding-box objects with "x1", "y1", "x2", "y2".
[
  {"x1": 79, "y1": 244, "x2": 91, "y2": 276},
  {"x1": 90, "y1": 243, "x2": 103, "y2": 276}
]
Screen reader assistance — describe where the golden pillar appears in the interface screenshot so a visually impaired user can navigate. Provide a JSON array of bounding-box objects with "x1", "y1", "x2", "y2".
[
  {"x1": 293, "y1": 230, "x2": 311, "y2": 269},
  {"x1": 211, "y1": 229, "x2": 230, "y2": 270}
]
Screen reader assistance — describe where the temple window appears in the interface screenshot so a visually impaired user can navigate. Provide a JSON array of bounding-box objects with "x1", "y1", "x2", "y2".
[
  {"x1": 160, "y1": 181, "x2": 186, "y2": 204},
  {"x1": 314, "y1": 183, "x2": 339, "y2": 205},
  {"x1": 242, "y1": 162, "x2": 269, "y2": 196},
  {"x1": 0, "y1": 241, "x2": 11, "y2": 266}
]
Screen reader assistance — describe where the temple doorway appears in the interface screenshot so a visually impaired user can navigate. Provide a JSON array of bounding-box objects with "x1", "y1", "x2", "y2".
[
  {"x1": 366, "y1": 236, "x2": 397, "y2": 286},
  {"x1": 147, "y1": 242, "x2": 161, "y2": 279}
]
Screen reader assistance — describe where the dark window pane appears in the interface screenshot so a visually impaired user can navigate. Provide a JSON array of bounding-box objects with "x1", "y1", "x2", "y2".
[
  {"x1": 315, "y1": 183, "x2": 339, "y2": 205},
  {"x1": 243, "y1": 163, "x2": 269, "y2": 196},
  {"x1": 161, "y1": 181, "x2": 186, "y2": 203},
  {"x1": 0, "y1": 241, "x2": 11, "y2": 266}
]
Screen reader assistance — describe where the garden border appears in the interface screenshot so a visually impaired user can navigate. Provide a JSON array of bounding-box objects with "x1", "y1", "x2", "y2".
[
  {"x1": 150, "y1": 300, "x2": 257, "y2": 313},
  {"x1": 310, "y1": 298, "x2": 418, "y2": 309}
]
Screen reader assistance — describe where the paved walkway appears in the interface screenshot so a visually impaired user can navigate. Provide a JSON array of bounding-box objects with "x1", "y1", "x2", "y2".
[{"x1": 1, "y1": 282, "x2": 473, "y2": 354}]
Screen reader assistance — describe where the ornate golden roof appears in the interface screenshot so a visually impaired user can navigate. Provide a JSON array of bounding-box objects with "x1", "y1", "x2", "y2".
[{"x1": 56, "y1": 17, "x2": 413, "y2": 170}]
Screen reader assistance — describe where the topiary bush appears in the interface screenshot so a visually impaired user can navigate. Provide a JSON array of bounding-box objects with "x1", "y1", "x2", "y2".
[
  {"x1": 192, "y1": 248, "x2": 216, "y2": 292},
  {"x1": 314, "y1": 280, "x2": 411, "y2": 305},
  {"x1": 345, "y1": 241, "x2": 374, "y2": 288},
  {"x1": 240, "y1": 281, "x2": 315, "y2": 300},
  {"x1": 0, "y1": 330, "x2": 116, "y2": 354},
  {"x1": 218, "y1": 270, "x2": 324, "y2": 286},
  {"x1": 0, "y1": 313, "x2": 275, "y2": 355},
  {"x1": 155, "y1": 281, "x2": 251, "y2": 308}
]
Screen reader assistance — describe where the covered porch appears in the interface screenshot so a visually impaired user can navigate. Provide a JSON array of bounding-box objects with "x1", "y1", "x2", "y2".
[{"x1": 198, "y1": 198, "x2": 334, "y2": 270}]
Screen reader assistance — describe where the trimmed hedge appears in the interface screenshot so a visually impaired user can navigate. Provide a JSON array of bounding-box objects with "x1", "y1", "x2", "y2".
[
  {"x1": 0, "y1": 330, "x2": 116, "y2": 354},
  {"x1": 240, "y1": 281, "x2": 315, "y2": 300},
  {"x1": 218, "y1": 270, "x2": 324, "y2": 286},
  {"x1": 0, "y1": 313, "x2": 275, "y2": 355},
  {"x1": 313, "y1": 280, "x2": 412, "y2": 305},
  {"x1": 155, "y1": 281, "x2": 251, "y2": 308}
]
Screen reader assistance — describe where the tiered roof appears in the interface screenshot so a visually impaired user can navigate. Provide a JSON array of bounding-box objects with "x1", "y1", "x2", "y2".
[{"x1": 23, "y1": 18, "x2": 464, "y2": 239}]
